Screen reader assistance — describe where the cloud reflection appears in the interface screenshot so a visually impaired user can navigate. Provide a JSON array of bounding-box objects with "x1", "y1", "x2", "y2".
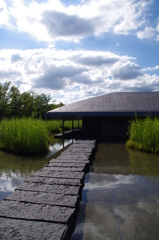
[{"x1": 0, "y1": 172, "x2": 24, "y2": 193}]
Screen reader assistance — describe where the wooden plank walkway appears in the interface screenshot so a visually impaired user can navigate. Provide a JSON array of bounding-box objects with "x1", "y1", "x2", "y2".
[{"x1": 0, "y1": 140, "x2": 96, "y2": 240}]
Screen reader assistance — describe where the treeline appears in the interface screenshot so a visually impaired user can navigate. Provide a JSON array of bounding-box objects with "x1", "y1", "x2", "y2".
[{"x1": 0, "y1": 81, "x2": 64, "y2": 119}]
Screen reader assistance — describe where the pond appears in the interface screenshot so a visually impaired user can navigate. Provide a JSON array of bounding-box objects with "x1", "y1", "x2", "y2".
[
  {"x1": 71, "y1": 143, "x2": 159, "y2": 240},
  {"x1": 0, "y1": 137, "x2": 73, "y2": 202}
]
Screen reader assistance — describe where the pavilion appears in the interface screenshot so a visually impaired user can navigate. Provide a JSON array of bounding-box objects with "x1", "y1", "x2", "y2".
[{"x1": 44, "y1": 92, "x2": 159, "y2": 140}]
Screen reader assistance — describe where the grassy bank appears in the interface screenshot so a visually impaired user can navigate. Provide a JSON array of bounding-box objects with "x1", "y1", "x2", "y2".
[
  {"x1": 126, "y1": 116, "x2": 159, "y2": 154},
  {"x1": 0, "y1": 118, "x2": 82, "y2": 155}
]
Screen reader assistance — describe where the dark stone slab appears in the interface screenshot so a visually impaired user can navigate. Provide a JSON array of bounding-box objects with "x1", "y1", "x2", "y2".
[
  {"x1": 63, "y1": 151, "x2": 92, "y2": 156},
  {"x1": 5, "y1": 190, "x2": 79, "y2": 208},
  {"x1": 0, "y1": 217, "x2": 69, "y2": 240},
  {"x1": 17, "y1": 182, "x2": 80, "y2": 195},
  {"x1": 43, "y1": 166, "x2": 85, "y2": 172},
  {"x1": 75, "y1": 140, "x2": 96, "y2": 144},
  {"x1": 55, "y1": 155, "x2": 90, "y2": 161},
  {"x1": 68, "y1": 146, "x2": 94, "y2": 150},
  {"x1": 47, "y1": 162, "x2": 90, "y2": 173},
  {"x1": 49, "y1": 157, "x2": 90, "y2": 166},
  {"x1": 68, "y1": 144, "x2": 95, "y2": 149},
  {"x1": 24, "y1": 176, "x2": 82, "y2": 186},
  {"x1": 48, "y1": 162, "x2": 89, "y2": 167},
  {"x1": 31, "y1": 170, "x2": 85, "y2": 181},
  {"x1": 64, "y1": 149, "x2": 92, "y2": 153},
  {"x1": 60, "y1": 152, "x2": 90, "y2": 158},
  {"x1": 0, "y1": 201, "x2": 75, "y2": 224}
]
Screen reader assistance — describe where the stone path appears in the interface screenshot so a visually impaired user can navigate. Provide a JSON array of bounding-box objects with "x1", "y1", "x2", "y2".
[{"x1": 0, "y1": 140, "x2": 96, "y2": 240}]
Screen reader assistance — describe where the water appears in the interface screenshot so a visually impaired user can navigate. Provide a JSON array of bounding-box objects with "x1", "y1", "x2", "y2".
[
  {"x1": 0, "y1": 137, "x2": 73, "y2": 202},
  {"x1": 71, "y1": 143, "x2": 159, "y2": 240}
]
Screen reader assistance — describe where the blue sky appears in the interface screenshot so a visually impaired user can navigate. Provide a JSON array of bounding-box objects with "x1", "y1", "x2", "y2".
[{"x1": 0, "y1": 0, "x2": 159, "y2": 104}]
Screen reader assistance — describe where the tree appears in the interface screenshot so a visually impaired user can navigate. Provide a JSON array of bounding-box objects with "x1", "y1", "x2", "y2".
[
  {"x1": 0, "y1": 81, "x2": 10, "y2": 118},
  {"x1": 8, "y1": 86, "x2": 21, "y2": 117},
  {"x1": 20, "y1": 91, "x2": 35, "y2": 117},
  {"x1": 34, "y1": 94, "x2": 51, "y2": 118},
  {"x1": 0, "y1": 81, "x2": 64, "y2": 119}
]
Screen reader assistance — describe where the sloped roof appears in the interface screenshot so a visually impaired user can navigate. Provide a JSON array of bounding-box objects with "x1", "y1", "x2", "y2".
[{"x1": 44, "y1": 92, "x2": 159, "y2": 118}]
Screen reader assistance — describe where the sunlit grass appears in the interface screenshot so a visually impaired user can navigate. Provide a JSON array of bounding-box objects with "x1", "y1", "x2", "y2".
[
  {"x1": 0, "y1": 118, "x2": 48, "y2": 155},
  {"x1": 0, "y1": 118, "x2": 82, "y2": 155},
  {"x1": 126, "y1": 115, "x2": 159, "y2": 154}
]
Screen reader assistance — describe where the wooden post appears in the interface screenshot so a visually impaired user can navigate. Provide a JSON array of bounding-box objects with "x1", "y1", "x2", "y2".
[
  {"x1": 78, "y1": 116, "x2": 79, "y2": 130},
  {"x1": 72, "y1": 117, "x2": 74, "y2": 132},
  {"x1": 62, "y1": 117, "x2": 64, "y2": 148}
]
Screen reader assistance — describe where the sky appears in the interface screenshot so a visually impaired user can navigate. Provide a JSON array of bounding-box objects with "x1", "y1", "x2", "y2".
[{"x1": 0, "y1": 0, "x2": 159, "y2": 104}]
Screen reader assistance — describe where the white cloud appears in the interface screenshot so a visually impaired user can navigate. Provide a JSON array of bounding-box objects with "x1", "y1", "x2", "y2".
[
  {"x1": 41, "y1": 10, "x2": 95, "y2": 40},
  {"x1": 0, "y1": 0, "x2": 9, "y2": 27},
  {"x1": 3, "y1": 0, "x2": 152, "y2": 42},
  {"x1": 137, "y1": 27, "x2": 156, "y2": 40},
  {"x1": 112, "y1": 61, "x2": 143, "y2": 80},
  {"x1": 0, "y1": 47, "x2": 159, "y2": 104},
  {"x1": 142, "y1": 65, "x2": 159, "y2": 72},
  {"x1": 113, "y1": 0, "x2": 143, "y2": 35}
]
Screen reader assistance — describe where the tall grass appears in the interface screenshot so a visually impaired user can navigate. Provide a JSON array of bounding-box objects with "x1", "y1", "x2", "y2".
[
  {"x1": 0, "y1": 118, "x2": 48, "y2": 155},
  {"x1": 0, "y1": 118, "x2": 82, "y2": 155},
  {"x1": 126, "y1": 115, "x2": 159, "y2": 154}
]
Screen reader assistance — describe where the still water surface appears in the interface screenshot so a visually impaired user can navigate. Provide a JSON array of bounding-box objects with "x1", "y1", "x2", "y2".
[
  {"x1": 71, "y1": 143, "x2": 159, "y2": 240},
  {"x1": 0, "y1": 137, "x2": 72, "y2": 202}
]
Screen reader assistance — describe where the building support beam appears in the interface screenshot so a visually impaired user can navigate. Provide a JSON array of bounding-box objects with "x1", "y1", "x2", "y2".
[
  {"x1": 62, "y1": 117, "x2": 64, "y2": 148},
  {"x1": 78, "y1": 116, "x2": 79, "y2": 130},
  {"x1": 72, "y1": 117, "x2": 74, "y2": 132}
]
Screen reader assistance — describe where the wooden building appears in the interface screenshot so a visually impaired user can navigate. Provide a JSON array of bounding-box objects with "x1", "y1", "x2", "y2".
[{"x1": 44, "y1": 92, "x2": 159, "y2": 140}]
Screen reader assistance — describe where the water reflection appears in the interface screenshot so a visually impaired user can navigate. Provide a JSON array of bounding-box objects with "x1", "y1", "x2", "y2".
[
  {"x1": 128, "y1": 148, "x2": 159, "y2": 181},
  {"x1": 71, "y1": 143, "x2": 159, "y2": 240},
  {"x1": 0, "y1": 137, "x2": 73, "y2": 202}
]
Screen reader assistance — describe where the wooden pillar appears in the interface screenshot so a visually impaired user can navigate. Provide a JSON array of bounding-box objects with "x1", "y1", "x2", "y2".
[
  {"x1": 62, "y1": 117, "x2": 64, "y2": 148},
  {"x1": 72, "y1": 117, "x2": 74, "y2": 132},
  {"x1": 78, "y1": 116, "x2": 79, "y2": 130}
]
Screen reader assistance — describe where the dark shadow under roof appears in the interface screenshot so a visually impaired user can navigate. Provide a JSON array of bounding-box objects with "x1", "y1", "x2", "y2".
[{"x1": 44, "y1": 92, "x2": 159, "y2": 118}]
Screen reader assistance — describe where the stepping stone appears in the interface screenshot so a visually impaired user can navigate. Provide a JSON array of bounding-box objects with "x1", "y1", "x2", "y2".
[
  {"x1": 42, "y1": 166, "x2": 85, "y2": 172},
  {"x1": 47, "y1": 161, "x2": 90, "y2": 173},
  {"x1": 60, "y1": 153, "x2": 90, "y2": 158},
  {"x1": 17, "y1": 182, "x2": 80, "y2": 195},
  {"x1": 54, "y1": 156, "x2": 90, "y2": 161},
  {"x1": 0, "y1": 201, "x2": 75, "y2": 224},
  {"x1": 47, "y1": 162, "x2": 89, "y2": 167},
  {"x1": 68, "y1": 144, "x2": 95, "y2": 149},
  {"x1": 24, "y1": 176, "x2": 82, "y2": 186},
  {"x1": 5, "y1": 190, "x2": 80, "y2": 208},
  {"x1": 31, "y1": 170, "x2": 85, "y2": 181},
  {"x1": 0, "y1": 217, "x2": 70, "y2": 240},
  {"x1": 64, "y1": 149, "x2": 92, "y2": 153}
]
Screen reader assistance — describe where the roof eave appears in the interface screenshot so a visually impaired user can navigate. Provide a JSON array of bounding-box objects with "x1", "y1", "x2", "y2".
[{"x1": 44, "y1": 111, "x2": 159, "y2": 118}]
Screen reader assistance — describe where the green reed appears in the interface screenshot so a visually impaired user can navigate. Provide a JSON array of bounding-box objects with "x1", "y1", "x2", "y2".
[
  {"x1": 0, "y1": 118, "x2": 82, "y2": 155},
  {"x1": 0, "y1": 118, "x2": 48, "y2": 155},
  {"x1": 126, "y1": 116, "x2": 159, "y2": 154}
]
